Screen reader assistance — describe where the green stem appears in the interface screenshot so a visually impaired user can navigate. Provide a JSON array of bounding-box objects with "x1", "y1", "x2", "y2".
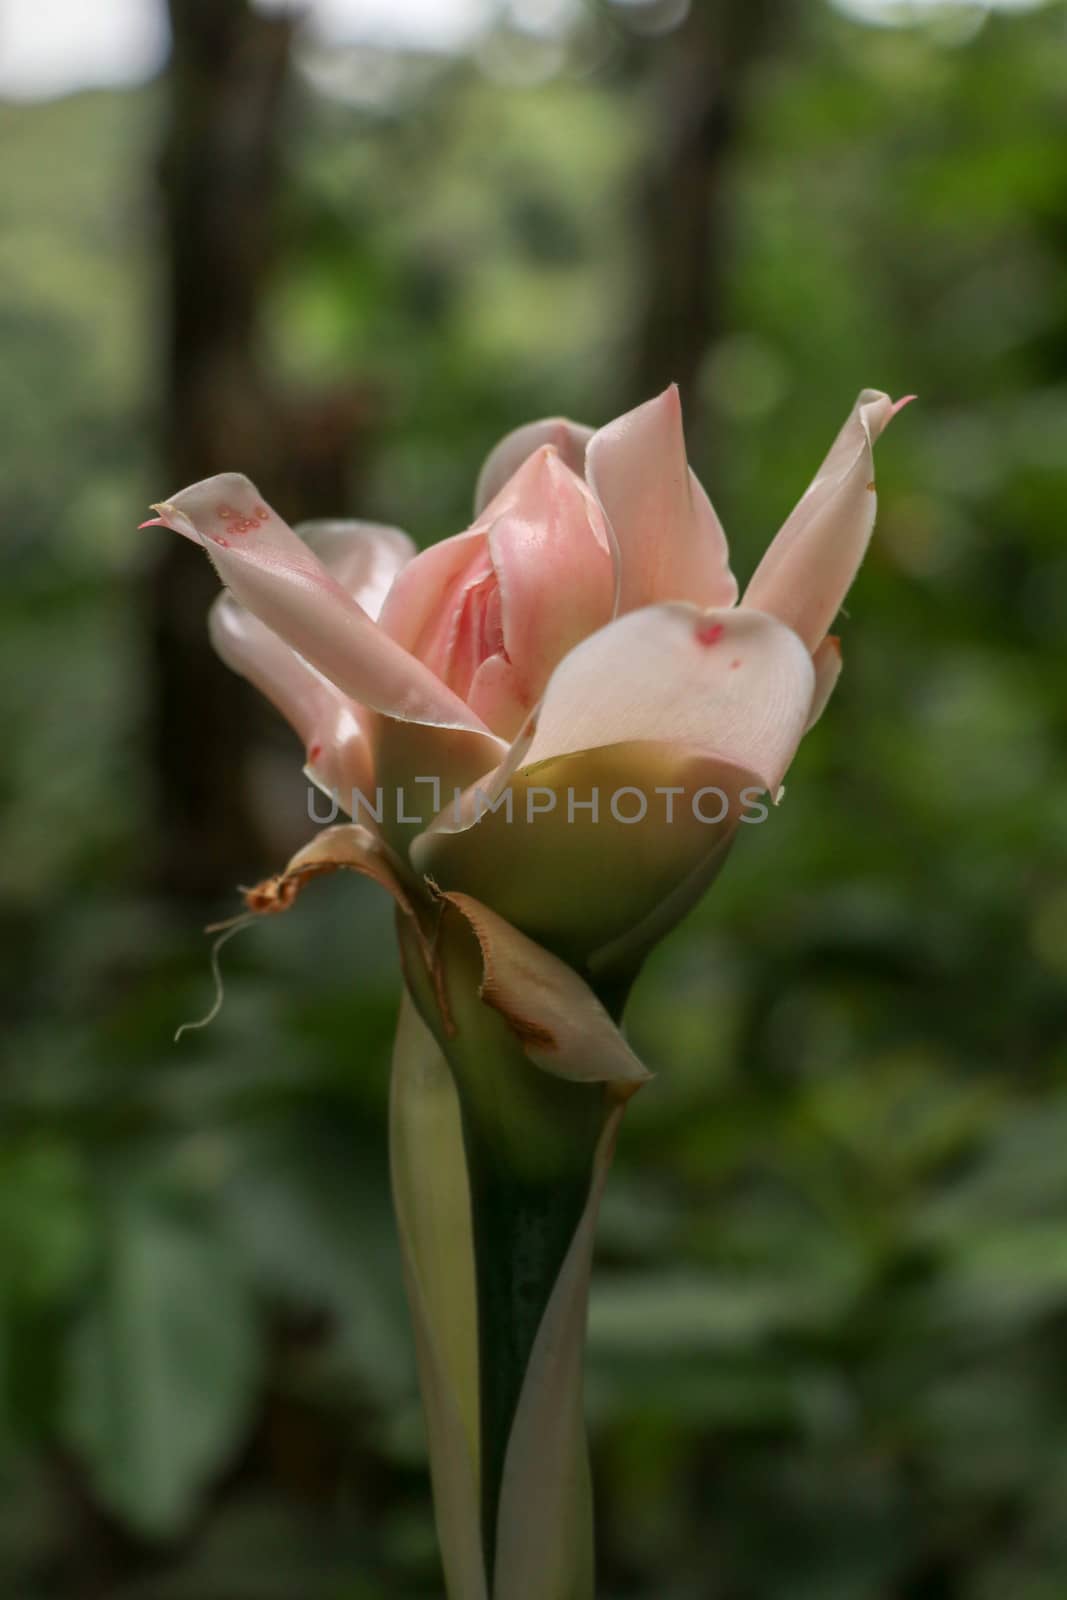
[
  {"x1": 460, "y1": 1113, "x2": 598, "y2": 1583},
  {"x1": 396, "y1": 911, "x2": 627, "y2": 1596}
]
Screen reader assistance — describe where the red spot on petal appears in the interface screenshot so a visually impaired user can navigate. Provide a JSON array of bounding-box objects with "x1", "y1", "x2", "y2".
[
  {"x1": 696, "y1": 620, "x2": 725, "y2": 647},
  {"x1": 216, "y1": 536, "x2": 231, "y2": 547},
  {"x1": 730, "y1": 658, "x2": 742, "y2": 670},
  {"x1": 308, "y1": 742, "x2": 323, "y2": 762}
]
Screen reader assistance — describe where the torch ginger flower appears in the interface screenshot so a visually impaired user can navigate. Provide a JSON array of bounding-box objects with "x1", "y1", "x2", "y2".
[{"x1": 145, "y1": 385, "x2": 908, "y2": 1600}]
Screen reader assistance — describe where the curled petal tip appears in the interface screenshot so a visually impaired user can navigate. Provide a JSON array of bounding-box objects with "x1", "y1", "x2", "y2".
[
  {"x1": 140, "y1": 501, "x2": 177, "y2": 529},
  {"x1": 890, "y1": 393, "x2": 918, "y2": 417},
  {"x1": 742, "y1": 388, "x2": 905, "y2": 652},
  {"x1": 522, "y1": 442, "x2": 564, "y2": 479}
]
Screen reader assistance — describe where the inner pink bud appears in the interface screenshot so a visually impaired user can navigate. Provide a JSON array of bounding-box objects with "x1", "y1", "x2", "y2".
[{"x1": 411, "y1": 547, "x2": 506, "y2": 701}]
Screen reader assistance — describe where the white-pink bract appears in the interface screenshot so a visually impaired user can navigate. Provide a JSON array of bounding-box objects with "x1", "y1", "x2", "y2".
[{"x1": 146, "y1": 384, "x2": 907, "y2": 974}]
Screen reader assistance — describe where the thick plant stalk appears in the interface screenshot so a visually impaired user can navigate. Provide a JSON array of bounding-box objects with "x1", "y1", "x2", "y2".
[
  {"x1": 452, "y1": 1044, "x2": 606, "y2": 1591},
  {"x1": 395, "y1": 905, "x2": 644, "y2": 1599},
  {"x1": 490, "y1": 1107, "x2": 623, "y2": 1600}
]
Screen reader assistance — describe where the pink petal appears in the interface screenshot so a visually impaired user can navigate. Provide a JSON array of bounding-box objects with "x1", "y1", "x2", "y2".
[
  {"x1": 509, "y1": 604, "x2": 814, "y2": 796},
  {"x1": 474, "y1": 416, "x2": 593, "y2": 515},
  {"x1": 461, "y1": 654, "x2": 530, "y2": 748},
  {"x1": 741, "y1": 388, "x2": 903, "y2": 652},
  {"x1": 294, "y1": 520, "x2": 415, "y2": 619},
  {"x1": 380, "y1": 449, "x2": 617, "y2": 741},
  {"x1": 585, "y1": 385, "x2": 737, "y2": 613},
  {"x1": 471, "y1": 449, "x2": 616, "y2": 737},
  {"x1": 410, "y1": 606, "x2": 813, "y2": 965},
  {"x1": 208, "y1": 594, "x2": 374, "y2": 802},
  {"x1": 208, "y1": 591, "x2": 324, "y2": 737},
  {"x1": 148, "y1": 474, "x2": 495, "y2": 739},
  {"x1": 377, "y1": 528, "x2": 488, "y2": 666},
  {"x1": 148, "y1": 471, "x2": 310, "y2": 559},
  {"x1": 805, "y1": 634, "x2": 843, "y2": 733}
]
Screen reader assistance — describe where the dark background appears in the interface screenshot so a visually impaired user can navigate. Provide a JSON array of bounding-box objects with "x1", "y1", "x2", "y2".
[{"x1": 2, "y1": 1, "x2": 1066, "y2": 1595}]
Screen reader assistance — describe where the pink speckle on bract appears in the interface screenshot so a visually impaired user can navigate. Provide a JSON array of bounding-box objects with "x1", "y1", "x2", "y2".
[
  {"x1": 308, "y1": 742, "x2": 323, "y2": 763},
  {"x1": 696, "y1": 620, "x2": 725, "y2": 647},
  {"x1": 218, "y1": 505, "x2": 233, "y2": 519},
  {"x1": 730, "y1": 658, "x2": 741, "y2": 670},
  {"x1": 254, "y1": 505, "x2": 269, "y2": 521}
]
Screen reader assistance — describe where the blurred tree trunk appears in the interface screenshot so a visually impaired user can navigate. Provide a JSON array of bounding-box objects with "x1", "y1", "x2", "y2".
[
  {"x1": 631, "y1": 0, "x2": 790, "y2": 418},
  {"x1": 146, "y1": 0, "x2": 371, "y2": 899},
  {"x1": 145, "y1": 0, "x2": 293, "y2": 899},
  {"x1": 161, "y1": 0, "x2": 293, "y2": 491}
]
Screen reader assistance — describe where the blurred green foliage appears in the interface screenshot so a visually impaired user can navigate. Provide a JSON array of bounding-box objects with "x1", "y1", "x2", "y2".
[{"x1": 2, "y1": 2, "x2": 1066, "y2": 1595}]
